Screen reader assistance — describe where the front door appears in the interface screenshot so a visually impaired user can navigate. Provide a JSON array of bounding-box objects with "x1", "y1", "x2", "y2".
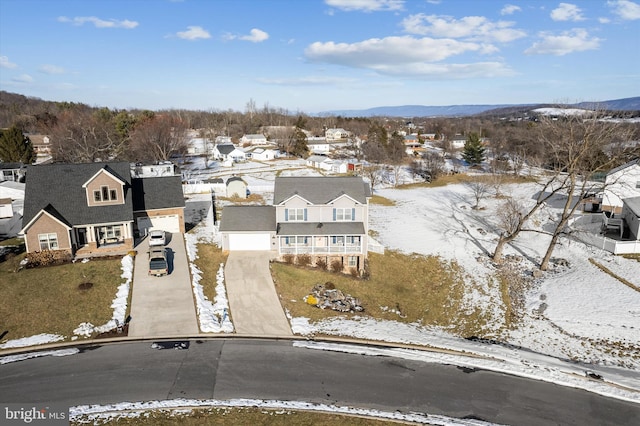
[{"x1": 77, "y1": 228, "x2": 87, "y2": 246}]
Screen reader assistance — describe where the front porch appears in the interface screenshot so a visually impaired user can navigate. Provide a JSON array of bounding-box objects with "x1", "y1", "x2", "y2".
[
  {"x1": 72, "y1": 221, "x2": 135, "y2": 258},
  {"x1": 278, "y1": 235, "x2": 363, "y2": 255}
]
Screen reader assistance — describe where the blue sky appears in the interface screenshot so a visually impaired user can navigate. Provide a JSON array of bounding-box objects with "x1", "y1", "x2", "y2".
[{"x1": 1, "y1": 0, "x2": 639, "y2": 113}]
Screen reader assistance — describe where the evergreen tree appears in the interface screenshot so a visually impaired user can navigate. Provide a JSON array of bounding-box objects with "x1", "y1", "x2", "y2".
[
  {"x1": 462, "y1": 132, "x2": 485, "y2": 166},
  {"x1": 0, "y1": 126, "x2": 35, "y2": 164}
]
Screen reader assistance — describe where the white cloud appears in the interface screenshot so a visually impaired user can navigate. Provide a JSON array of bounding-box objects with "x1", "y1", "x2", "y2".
[
  {"x1": 12, "y1": 74, "x2": 33, "y2": 83},
  {"x1": 550, "y1": 3, "x2": 586, "y2": 21},
  {"x1": 57, "y1": 16, "x2": 138, "y2": 29},
  {"x1": 501, "y1": 4, "x2": 522, "y2": 15},
  {"x1": 525, "y1": 29, "x2": 601, "y2": 56},
  {"x1": 304, "y1": 36, "x2": 514, "y2": 79},
  {"x1": 176, "y1": 26, "x2": 211, "y2": 40},
  {"x1": 240, "y1": 28, "x2": 269, "y2": 42},
  {"x1": 608, "y1": 0, "x2": 640, "y2": 20},
  {"x1": 0, "y1": 55, "x2": 18, "y2": 69},
  {"x1": 226, "y1": 28, "x2": 269, "y2": 42},
  {"x1": 599, "y1": 17, "x2": 612, "y2": 23},
  {"x1": 39, "y1": 64, "x2": 65, "y2": 74},
  {"x1": 401, "y1": 14, "x2": 526, "y2": 43},
  {"x1": 324, "y1": 0, "x2": 404, "y2": 12}
]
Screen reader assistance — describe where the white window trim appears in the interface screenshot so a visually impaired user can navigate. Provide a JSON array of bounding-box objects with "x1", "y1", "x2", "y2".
[
  {"x1": 335, "y1": 208, "x2": 353, "y2": 221},
  {"x1": 288, "y1": 208, "x2": 305, "y2": 221},
  {"x1": 38, "y1": 233, "x2": 59, "y2": 250}
]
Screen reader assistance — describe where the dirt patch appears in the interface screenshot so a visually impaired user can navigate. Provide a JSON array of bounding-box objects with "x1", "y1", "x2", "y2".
[{"x1": 78, "y1": 282, "x2": 94, "y2": 290}]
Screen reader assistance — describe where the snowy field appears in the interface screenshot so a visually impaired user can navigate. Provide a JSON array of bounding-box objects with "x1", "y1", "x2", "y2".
[{"x1": 2, "y1": 156, "x2": 639, "y2": 422}]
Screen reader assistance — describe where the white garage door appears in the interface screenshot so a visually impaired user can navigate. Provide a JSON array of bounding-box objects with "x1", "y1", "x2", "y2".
[
  {"x1": 138, "y1": 215, "x2": 180, "y2": 234},
  {"x1": 228, "y1": 233, "x2": 271, "y2": 251}
]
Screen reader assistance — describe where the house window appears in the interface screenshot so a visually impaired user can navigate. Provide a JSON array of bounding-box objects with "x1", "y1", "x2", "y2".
[
  {"x1": 636, "y1": 181, "x2": 640, "y2": 189},
  {"x1": 283, "y1": 236, "x2": 308, "y2": 245},
  {"x1": 333, "y1": 208, "x2": 354, "y2": 221},
  {"x1": 332, "y1": 236, "x2": 345, "y2": 245},
  {"x1": 93, "y1": 186, "x2": 118, "y2": 202},
  {"x1": 346, "y1": 236, "x2": 360, "y2": 245},
  {"x1": 286, "y1": 208, "x2": 306, "y2": 221},
  {"x1": 97, "y1": 225, "x2": 123, "y2": 243},
  {"x1": 348, "y1": 256, "x2": 358, "y2": 267},
  {"x1": 38, "y1": 233, "x2": 58, "y2": 250}
]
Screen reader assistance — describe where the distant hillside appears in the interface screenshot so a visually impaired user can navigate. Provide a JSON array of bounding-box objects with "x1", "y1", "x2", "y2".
[{"x1": 320, "y1": 97, "x2": 640, "y2": 118}]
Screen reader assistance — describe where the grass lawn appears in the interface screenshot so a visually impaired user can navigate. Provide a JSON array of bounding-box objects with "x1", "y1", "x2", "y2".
[
  {"x1": 0, "y1": 248, "x2": 125, "y2": 342},
  {"x1": 273, "y1": 251, "x2": 496, "y2": 338},
  {"x1": 71, "y1": 407, "x2": 391, "y2": 425},
  {"x1": 193, "y1": 242, "x2": 228, "y2": 302}
]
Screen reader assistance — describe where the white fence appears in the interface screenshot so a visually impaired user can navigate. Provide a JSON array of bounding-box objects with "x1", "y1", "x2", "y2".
[{"x1": 571, "y1": 214, "x2": 640, "y2": 254}]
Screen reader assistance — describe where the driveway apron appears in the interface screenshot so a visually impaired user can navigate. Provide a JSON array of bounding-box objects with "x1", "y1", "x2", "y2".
[
  {"x1": 128, "y1": 233, "x2": 199, "y2": 337},
  {"x1": 225, "y1": 251, "x2": 293, "y2": 336}
]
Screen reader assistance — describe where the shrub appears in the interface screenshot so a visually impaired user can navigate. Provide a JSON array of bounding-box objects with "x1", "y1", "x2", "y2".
[
  {"x1": 282, "y1": 254, "x2": 295, "y2": 264},
  {"x1": 26, "y1": 250, "x2": 72, "y2": 268},
  {"x1": 349, "y1": 267, "x2": 359, "y2": 278},
  {"x1": 330, "y1": 259, "x2": 343, "y2": 273},
  {"x1": 315, "y1": 258, "x2": 328, "y2": 270},
  {"x1": 296, "y1": 254, "x2": 311, "y2": 267}
]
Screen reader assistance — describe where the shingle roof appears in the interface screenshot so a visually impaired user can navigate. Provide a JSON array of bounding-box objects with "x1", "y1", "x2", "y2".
[
  {"x1": 623, "y1": 196, "x2": 640, "y2": 217},
  {"x1": 277, "y1": 222, "x2": 365, "y2": 236},
  {"x1": 132, "y1": 176, "x2": 185, "y2": 212},
  {"x1": 219, "y1": 206, "x2": 275, "y2": 232},
  {"x1": 216, "y1": 144, "x2": 237, "y2": 155},
  {"x1": 607, "y1": 159, "x2": 640, "y2": 176},
  {"x1": 273, "y1": 176, "x2": 371, "y2": 205},
  {"x1": 23, "y1": 162, "x2": 133, "y2": 227}
]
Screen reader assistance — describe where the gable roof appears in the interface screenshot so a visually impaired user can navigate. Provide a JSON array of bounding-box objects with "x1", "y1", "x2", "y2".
[
  {"x1": 226, "y1": 176, "x2": 246, "y2": 186},
  {"x1": 273, "y1": 176, "x2": 371, "y2": 205},
  {"x1": 607, "y1": 158, "x2": 640, "y2": 176},
  {"x1": 216, "y1": 144, "x2": 243, "y2": 155},
  {"x1": 132, "y1": 176, "x2": 185, "y2": 212},
  {"x1": 22, "y1": 162, "x2": 133, "y2": 227},
  {"x1": 219, "y1": 206, "x2": 276, "y2": 232}
]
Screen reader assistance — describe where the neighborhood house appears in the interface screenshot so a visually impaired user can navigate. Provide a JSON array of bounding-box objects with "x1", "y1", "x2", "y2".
[
  {"x1": 20, "y1": 162, "x2": 185, "y2": 257},
  {"x1": 220, "y1": 176, "x2": 371, "y2": 272}
]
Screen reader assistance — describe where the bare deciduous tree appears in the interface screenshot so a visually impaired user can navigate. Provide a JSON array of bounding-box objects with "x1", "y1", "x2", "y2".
[
  {"x1": 50, "y1": 107, "x2": 126, "y2": 162},
  {"x1": 129, "y1": 114, "x2": 188, "y2": 162},
  {"x1": 465, "y1": 178, "x2": 489, "y2": 209},
  {"x1": 537, "y1": 111, "x2": 633, "y2": 270}
]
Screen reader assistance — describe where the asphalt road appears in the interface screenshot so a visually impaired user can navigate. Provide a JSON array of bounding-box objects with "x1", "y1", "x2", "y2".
[{"x1": 1, "y1": 339, "x2": 639, "y2": 425}]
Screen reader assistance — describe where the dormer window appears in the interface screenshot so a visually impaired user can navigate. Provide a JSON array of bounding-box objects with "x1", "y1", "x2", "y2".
[{"x1": 94, "y1": 186, "x2": 118, "y2": 202}]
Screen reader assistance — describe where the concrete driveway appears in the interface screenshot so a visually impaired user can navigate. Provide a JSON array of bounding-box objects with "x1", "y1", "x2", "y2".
[
  {"x1": 127, "y1": 233, "x2": 199, "y2": 337},
  {"x1": 225, "y1": 251, "x2": 292, "y2": 337}
]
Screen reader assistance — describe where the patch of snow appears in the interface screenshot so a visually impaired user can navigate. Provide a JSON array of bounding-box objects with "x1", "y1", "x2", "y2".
[
  {"x1": 0, "y1": 348, "x2": 79, "y2": 365},
  {"x1": 0, "y1": 333, "x2": 64, "y2": 349}
]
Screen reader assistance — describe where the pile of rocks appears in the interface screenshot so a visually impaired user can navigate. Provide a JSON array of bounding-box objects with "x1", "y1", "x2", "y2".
[{"x1": 304, "y1": 282, "x2": 364, "y2": 313}]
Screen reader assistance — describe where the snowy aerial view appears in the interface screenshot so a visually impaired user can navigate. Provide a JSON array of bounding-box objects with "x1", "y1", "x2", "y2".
[{"x1": 2, "y1": 151, "x2": 640, "y2": 424}]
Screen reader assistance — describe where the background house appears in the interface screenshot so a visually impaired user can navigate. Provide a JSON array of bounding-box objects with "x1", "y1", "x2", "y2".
[
  {"x1": 212, "y1": 144, "x2": 246, "y2": 165},
  {"x1": 0, "y1": 162, "x2": 26, "y2": 182},
  {"x1": 601, "y1": 159, "x2": 640, "y2": 213},
  {"x1": 240, "y1": 134, "x2": 268, "y2": 146}
]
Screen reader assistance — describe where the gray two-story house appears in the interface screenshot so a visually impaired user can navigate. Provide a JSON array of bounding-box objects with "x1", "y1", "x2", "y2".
[{"x1": 220, "y1": 176, "x2": 371, "y2": 272}]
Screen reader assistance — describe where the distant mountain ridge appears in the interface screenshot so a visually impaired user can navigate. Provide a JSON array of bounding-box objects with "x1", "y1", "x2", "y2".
[{"x1": 319, "y1": 96, "x2": 640, "y2": 118}]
